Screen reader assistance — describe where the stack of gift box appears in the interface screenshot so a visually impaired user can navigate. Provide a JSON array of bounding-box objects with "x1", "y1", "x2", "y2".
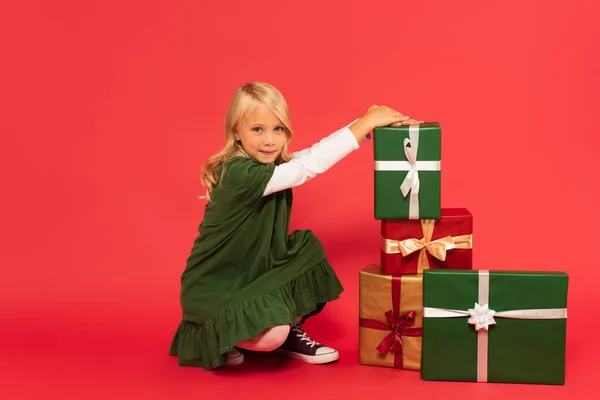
[{"x1": 359, "y1": 123, "x2": 568, "y2": 385}]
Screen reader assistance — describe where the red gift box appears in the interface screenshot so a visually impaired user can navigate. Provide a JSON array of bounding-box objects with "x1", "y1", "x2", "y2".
[{"x1": 381, "y1": 208, "x2": 473, "y2": 276}]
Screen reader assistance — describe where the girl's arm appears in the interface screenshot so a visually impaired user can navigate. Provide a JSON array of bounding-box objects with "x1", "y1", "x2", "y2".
[
  {"x1": 289, "y1": 119, "x2": 364, "y2": 159},
  {"x1": 262, "y1": 105, "x2": 420, "y2": 197},
  {"x1": 263, "y1": 124, "x2": 360, "y2": 196}
]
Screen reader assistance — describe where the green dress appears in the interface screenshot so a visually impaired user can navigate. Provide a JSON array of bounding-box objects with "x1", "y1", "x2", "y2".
[{"x1": 169, "y1": 156, "x2": 344, "y2": 370}]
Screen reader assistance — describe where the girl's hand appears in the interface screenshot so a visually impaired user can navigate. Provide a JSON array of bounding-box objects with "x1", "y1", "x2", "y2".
[
  {"x1": 349, "y1": 105, "x2": 424, "y2": 143},
  {"x1": 366, "y1": 105, "x2": 424, "y2": 128}
]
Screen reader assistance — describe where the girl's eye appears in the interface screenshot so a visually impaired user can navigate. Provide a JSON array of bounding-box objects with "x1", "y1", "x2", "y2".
[
  {"x1": 252, "y1": 127, "x2": 262, "y2": 133},
  {"x1": 274, "y1": 126, "x2": 284, "y2": 132}
]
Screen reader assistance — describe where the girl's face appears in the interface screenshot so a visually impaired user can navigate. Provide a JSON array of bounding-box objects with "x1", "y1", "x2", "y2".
[{"x1": 234, "y1": 103, "x2": 288, "y2": 165}]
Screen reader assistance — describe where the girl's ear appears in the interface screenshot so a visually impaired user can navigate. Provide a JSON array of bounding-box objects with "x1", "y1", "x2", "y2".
[{"x1": 233, "y1": 129, "x2": 240, "y2": 141}]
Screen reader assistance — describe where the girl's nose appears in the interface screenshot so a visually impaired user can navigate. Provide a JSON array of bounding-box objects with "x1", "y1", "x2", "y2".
[{"x1": 264, "y1": 131, "x2": 276, "y2": 145}]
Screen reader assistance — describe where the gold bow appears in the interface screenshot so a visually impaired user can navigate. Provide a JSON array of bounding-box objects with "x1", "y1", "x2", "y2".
[{"x1": 382, "y1": 219, "x2": 473, "y2": 273}]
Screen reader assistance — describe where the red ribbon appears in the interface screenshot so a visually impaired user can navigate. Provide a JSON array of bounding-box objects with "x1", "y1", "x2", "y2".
[{"x1": 358, "y1": 275, "x2": 423, "y2": 368}]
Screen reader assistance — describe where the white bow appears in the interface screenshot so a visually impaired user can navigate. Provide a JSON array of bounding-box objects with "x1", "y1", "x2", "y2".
[
  {"x1": 467, "y1": 303, "x2": 497, "y2": 331},
  {"x1": 399, "y1": 126, "x2": 420, "y2": 219}
]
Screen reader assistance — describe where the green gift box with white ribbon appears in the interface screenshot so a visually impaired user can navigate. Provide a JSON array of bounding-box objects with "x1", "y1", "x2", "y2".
[
  {"x1": 421, "y1": 269, "x2": 568, "y2": 385},
  {"x1": 373, "y1": 123, "x2": 441, "y2": 220}
]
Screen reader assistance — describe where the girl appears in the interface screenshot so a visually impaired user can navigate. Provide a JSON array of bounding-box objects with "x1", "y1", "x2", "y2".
[{"x1": 169, "y1": 82, "x2": 421, "y2": 370}]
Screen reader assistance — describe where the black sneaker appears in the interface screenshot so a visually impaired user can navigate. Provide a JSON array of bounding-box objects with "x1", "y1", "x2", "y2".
[{"x1": 276, "y1": 323, "x2": 339, "y2": 364}]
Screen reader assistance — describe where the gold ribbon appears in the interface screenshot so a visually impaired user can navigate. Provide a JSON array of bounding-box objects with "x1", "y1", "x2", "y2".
[{"x1": 382, "y1": 219, "x2": 473, "y2": 273}]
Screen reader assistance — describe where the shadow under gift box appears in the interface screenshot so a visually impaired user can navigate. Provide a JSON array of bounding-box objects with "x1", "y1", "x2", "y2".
[
  {"x1": 381, "y1": 208, "x2": 473, "y2": 276},
  {"x1": 421, "y1": 269, "x2": 568, "y2": 385}
]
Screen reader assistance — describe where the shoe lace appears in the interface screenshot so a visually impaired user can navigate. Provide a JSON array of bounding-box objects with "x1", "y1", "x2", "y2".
[{"x1": 292, "y1": 324, "x2": 321, "y2": 348}]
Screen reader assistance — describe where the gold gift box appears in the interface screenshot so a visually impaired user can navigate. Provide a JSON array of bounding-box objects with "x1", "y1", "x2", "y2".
[{"x1": 359, "y1": 264, "x2": 423, "y2": 370}]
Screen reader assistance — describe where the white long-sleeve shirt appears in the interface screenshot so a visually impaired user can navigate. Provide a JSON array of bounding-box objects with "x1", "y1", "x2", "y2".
[{"x1": 263, "y1": 123, "x2": 362, "y2": 196}]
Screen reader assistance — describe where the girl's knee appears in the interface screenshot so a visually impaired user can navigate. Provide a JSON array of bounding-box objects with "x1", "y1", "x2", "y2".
[{"x1": 254, "y1": 324, "x2": 290, "y2": 351}]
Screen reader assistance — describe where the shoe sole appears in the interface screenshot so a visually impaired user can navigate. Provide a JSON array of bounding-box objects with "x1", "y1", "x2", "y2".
[
  {"x1": 275, "y1": 349, "x2": 339, "y2": 364},
  {"x1": 224, "y1": 354, "x2": 244, "y2": 367}
]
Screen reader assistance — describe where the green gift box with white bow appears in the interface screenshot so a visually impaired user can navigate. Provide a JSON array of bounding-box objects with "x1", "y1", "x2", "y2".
[
  {"x1": 421, "y1": 269, "x2": 569, "y2": 385},
  {"x1": 373, "y1": 123, "x2": 441, "y2": 220}
]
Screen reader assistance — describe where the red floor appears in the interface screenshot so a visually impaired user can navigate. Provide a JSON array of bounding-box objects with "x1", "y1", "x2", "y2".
[{"x1": 1, "y1": 251, "x2": 593, "y2": 400}]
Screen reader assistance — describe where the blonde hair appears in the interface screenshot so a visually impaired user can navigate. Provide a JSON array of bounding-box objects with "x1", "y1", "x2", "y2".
[{"x1": 200, "y1": 82, "x2": 294, "y2": 201}]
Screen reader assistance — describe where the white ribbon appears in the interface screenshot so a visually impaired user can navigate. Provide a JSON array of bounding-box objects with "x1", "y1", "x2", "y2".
[
  {"x1": 423, "y1": 270, "x2": 568, "y2": 383},
  {"x1": 373, "y1": 125, "x2": 441, "y2": 219},
  {"x1": 400, "y1": 126, "x2": 420, "y2": 219},
  {"x1": 423, "y1": 305, "x2": 567, "y2": 321}
]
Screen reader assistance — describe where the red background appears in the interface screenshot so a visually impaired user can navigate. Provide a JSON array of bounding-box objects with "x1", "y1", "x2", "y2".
[{"x1": 4, "y1": 0, "x2": 599, "y2": 398}]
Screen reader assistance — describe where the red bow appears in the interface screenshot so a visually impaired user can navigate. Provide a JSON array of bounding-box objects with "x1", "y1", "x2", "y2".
[{"x1": 359, "y1": 310, "x2": 423, "y2": 354}]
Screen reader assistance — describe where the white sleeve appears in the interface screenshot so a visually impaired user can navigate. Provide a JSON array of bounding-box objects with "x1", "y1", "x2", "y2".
[{"x1": 263, "y1": 125, "x2": 361, "y2": 196}]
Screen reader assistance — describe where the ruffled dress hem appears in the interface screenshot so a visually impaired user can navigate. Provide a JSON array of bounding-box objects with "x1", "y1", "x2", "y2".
[{"x1": 168, "y1": 259, "x2": 343, "y2": 370}]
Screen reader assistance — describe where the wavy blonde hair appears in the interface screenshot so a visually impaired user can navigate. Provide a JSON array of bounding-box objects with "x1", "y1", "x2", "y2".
[{"x1": 200, "y1": 82, "x2": 294, "y2": 201}]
